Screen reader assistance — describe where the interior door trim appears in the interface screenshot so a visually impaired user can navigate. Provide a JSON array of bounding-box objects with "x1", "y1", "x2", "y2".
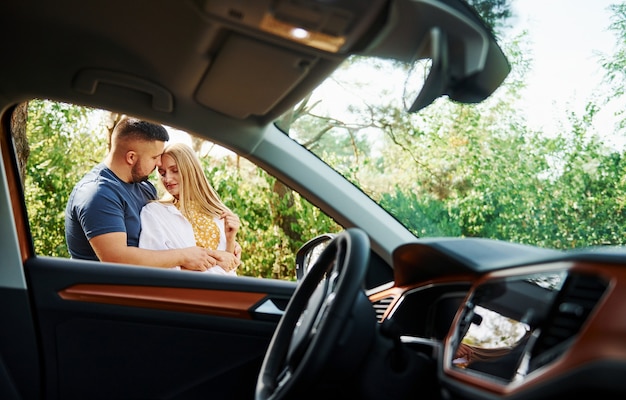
[{"x1": 59, "y1": 283, "x2": 267, "y2": 319}]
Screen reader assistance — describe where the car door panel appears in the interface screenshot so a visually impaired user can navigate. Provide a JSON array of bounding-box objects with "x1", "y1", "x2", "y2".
[
  {"x1": 25, "y1": 256, "x2": 295, "y2": 400},
  {"x1": 0, "y1": 287, "x2": 39, "y2": 400}
]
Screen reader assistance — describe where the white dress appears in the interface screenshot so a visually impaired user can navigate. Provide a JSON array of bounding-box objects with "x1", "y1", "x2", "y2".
[{"x1": 139, "y1": 202, "x2": 235, "y2": 275}]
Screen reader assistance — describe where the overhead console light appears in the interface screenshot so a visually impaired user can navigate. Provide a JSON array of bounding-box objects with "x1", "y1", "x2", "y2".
[
  {"x1": 259, "y1": 6, "x2": 348, "y2": 53},
  {"x1": 290, "y1": 27, "x2": 310, "y2": 40},
  {"x1": 197, "y1": 0, "x2": 388, "y2": 53}
]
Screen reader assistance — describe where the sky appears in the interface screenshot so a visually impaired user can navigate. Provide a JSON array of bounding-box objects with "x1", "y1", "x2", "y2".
[{"x1": 510, "y1": 0, "x2": 620, "y2": 135}]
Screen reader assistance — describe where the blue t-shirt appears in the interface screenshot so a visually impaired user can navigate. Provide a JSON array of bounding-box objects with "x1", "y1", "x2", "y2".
[{"x1": 65, "y1": 163, "x2": 157, "y2": 260}]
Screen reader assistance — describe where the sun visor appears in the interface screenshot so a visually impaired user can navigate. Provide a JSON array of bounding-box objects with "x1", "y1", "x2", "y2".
[{"x1": 195, "y1": 35, "x2": 317, "y2": 119}]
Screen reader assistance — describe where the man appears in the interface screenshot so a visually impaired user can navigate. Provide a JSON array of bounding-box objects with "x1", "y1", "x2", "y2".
[{"x1": 65, "y1": 115, "x2": 236, "y2": 271}]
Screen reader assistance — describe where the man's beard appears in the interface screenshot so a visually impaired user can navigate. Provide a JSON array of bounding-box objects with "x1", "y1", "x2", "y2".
[{"x1": 131, "y1": 164, "x2": 150, "y2": 183}]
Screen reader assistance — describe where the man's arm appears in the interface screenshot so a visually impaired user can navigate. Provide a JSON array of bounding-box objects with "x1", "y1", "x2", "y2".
[{"x1": 90, "y1": 232, "x2": 217, "y2": 271}]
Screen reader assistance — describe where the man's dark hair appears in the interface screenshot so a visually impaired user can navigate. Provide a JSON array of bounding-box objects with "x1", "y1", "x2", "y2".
[{"x1": 113, "y1": 115, "x2": 169, "y2": 142}]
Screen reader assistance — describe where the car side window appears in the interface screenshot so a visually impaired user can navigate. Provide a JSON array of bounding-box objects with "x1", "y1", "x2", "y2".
[{"x1": 18, "y1": 99, "x2": 342, "y2": 280}]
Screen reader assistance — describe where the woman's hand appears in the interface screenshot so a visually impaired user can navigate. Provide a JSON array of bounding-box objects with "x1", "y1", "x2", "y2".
[
  {"x1": 233, "y1": 241, "x2": 242, "y2": 261},
  {"x1": 221, "y1": 210, "x2": 240, "y2": 241},
  {"x1": 179, "y1": 246, "x2": 218, "y2": 271},
  {"x1": 210, "y1": 249, "x2": 241, "y2": 272}
]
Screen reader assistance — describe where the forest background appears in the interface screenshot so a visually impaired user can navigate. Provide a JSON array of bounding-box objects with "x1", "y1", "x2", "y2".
[{"x1": 20, "y1": 1, "x2": 626, "y2": 280}]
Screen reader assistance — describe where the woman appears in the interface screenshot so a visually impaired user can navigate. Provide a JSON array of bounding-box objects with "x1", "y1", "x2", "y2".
[{"x1": 139, "y1": 142, "x2": 241, "y2": 274}]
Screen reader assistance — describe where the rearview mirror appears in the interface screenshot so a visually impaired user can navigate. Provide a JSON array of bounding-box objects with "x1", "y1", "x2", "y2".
[
  {"x1": 403, "y1": 27, "x2": 448, "y2": 113},
  {"x1": 383, "y1": 0, "x2": 510, "y2": 113}
]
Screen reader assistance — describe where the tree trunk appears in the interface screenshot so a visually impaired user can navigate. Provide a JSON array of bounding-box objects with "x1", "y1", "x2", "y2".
[
  {"x1": 272, "y1": 180, "x2": 302, "y2": 250},
  {"x1": 10, "y1": 101, "x2": 29, "y2": 187}
]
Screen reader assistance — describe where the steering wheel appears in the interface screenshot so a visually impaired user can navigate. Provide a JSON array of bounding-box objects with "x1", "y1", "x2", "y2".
[{"x1": 255, "y1": 228, "x2": 375, "y2": 400}]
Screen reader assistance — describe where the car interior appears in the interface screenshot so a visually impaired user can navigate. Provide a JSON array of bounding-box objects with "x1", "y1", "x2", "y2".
[{"x1": 1, "y1": 1, "x2": 625, "y2": 399}]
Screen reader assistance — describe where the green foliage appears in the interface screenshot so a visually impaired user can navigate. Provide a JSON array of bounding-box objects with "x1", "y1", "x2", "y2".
[
  {"x1": 371, "y1": 67, "x2": 626, "y2": 249},
  {"x1": 467, "y1": 0, "x2": 513, "y2": 36},
  {"x1": 370, "y1": 98, "x2": 626, "y2": 249},
  {"x1": 199, "y1": 156, "x2": 342, "y2": 279},
  {"x1": 25, "y1": 100, "x2": 108, "y2": 257},
  {"x1": 284, "y1": 17, "x2": 626, "y2": 251},
  {"x1": 601, "y1": 2, "x2": 626, "y2": 131},
  {"x1": 379, "y1": 188, "x2": 461, "y2": 237}
]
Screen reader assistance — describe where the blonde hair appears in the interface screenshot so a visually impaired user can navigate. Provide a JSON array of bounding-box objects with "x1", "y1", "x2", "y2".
[{"x1": 158, "y1": 142, "x2": 229, "y2": 219}]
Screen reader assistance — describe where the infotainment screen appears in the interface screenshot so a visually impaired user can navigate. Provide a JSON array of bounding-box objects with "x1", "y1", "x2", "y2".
[{"x1": 451, "y1": 271, "x2": 567, "y2": 382}]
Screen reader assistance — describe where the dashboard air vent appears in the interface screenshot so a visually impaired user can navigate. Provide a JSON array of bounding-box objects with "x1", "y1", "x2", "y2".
[
  {"x1": 372, "y1": 296, "x2": 394, "y2": 321},
  {"x1": 530, "y1": 273, "x2": 608, "y2": 370}
]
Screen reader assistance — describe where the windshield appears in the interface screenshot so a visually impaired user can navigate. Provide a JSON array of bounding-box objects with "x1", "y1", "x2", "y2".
[{"x1": 279, "y1": 0, "x2": 626, "y2": 250}]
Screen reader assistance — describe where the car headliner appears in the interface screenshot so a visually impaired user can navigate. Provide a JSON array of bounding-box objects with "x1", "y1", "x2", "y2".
[{"x1": 0, "y1": 0, "x2": 508, "y2": 128}]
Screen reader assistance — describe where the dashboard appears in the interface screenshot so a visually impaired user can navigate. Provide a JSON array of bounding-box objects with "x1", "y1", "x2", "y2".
[{"x1": 369, "y1": 239, "x2": 626, "y2": 399}]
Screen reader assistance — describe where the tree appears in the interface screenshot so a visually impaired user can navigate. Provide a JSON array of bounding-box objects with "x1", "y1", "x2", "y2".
[
  {"x1": 600, "y1": 2, "x2": 626, "y2": 131},
  {"x1": 9, "y1": 102, "x2": 29, "y2": 186},
  {"x1": 467, "y1": 0, "x2": 513, "y2": 36},
  {"x1": 25, "y1": 101, "x2": 108, "y2": 257}
]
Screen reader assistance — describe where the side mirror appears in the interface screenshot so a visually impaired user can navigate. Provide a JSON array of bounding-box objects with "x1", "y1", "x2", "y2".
[{"x1": 295, "y1": 233, "x2": 336, "y2": 281}]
